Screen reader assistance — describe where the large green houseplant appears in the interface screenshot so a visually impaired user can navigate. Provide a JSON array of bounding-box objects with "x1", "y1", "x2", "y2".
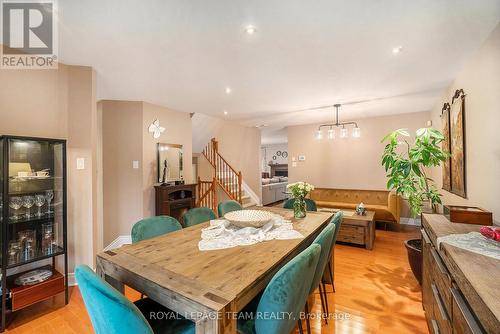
[{"x1": 381, "y1": 127, "x2": 448, "y2": 284}]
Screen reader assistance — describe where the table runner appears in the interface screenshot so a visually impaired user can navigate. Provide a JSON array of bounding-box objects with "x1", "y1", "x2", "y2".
[
  {"x1": 199, "y1": 214, "x2": 303, "y2": 251},
  {"x1": 437, "y1": 232, "x2": 500, "y2": 260}
]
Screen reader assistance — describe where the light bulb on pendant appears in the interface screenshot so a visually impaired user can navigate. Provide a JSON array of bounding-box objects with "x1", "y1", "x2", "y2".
[
  {"x1": 327, "y1": 128, "x2": 335, "y2": 140},
  {"x1": 316, "y1": 129, "x2": 323, "y2": 140},
  {"x1": 352, "y1": 126, "x2": 361, "y2": 138},
  {"x1": 340, "y1": 127, "x2": 348, "y2": 139}
]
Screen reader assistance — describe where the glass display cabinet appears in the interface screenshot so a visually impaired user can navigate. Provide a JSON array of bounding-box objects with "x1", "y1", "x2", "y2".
[{"x1": 0, "y1": 136, "x2": 67, "y2": 332}]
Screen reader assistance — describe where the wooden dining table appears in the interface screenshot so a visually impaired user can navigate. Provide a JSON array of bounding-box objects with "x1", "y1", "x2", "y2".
[{"x1": 96, "y1": 207, "x2": 332, "y2": 333}]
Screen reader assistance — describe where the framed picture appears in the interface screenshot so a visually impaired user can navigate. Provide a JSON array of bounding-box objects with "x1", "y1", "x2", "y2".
[
  {"x1": 441, "y1": 103, "x2": 451, "y2": 191},
  {"x1": 450, "y1": 89, "x2": 466, "y2": 198}
]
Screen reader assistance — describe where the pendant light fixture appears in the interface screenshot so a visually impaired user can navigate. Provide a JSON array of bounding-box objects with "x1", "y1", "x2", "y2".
[{"x1": 315, "y1": 104, "x2": 361, "y2": 140}]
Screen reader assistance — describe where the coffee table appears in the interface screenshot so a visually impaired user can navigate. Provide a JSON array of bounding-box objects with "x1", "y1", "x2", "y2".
[{"x1": 319, "y1": 209, "x2": 376, "y2": 250}]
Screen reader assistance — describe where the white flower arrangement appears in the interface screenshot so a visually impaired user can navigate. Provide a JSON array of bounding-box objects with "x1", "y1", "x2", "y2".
[{"x1": 287, "y1": 182, "x2": 314, "y2": 199}]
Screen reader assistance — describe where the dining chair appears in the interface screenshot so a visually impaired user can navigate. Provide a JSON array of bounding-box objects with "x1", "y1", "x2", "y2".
[
  {"x1": 319, "y1": 210, "x2": 344, "y2": 320},
  {"x1": 183, "y1": 207, "x2": 216, "y2": 228},
  {"x1": 305, "y1": 223, "x2": 336, "y2": 329},
  {"x1": 131, "y1": 216, "x2": 182, "y2": 243},
  {"x1": 237, "y1": 243, "x2": 321, "y2": 334},
  {"x1": 75, "y1": 265, "x2": 194, "y2": 334},
  {"x1": 283, "y1": 198, "x2": 318, "y2": 211},
  {"x1": 217, "y1": 200, "x2": 242, "y2": 217}
]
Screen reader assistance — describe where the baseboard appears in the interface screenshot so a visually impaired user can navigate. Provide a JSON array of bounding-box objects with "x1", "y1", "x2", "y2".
[
  {"x1": 103, "y1": 235, "x2": 132, "y2": 251},
  {"x1": 400, "y1": 217, "x2": 421, "y2": 226}
]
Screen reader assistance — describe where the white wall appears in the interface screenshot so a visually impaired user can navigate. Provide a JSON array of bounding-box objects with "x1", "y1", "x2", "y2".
[
  {"x1": 287, "y1": 111, "x2": 431, "y2": 190},
  {"x1": 429, "y1": 24, "x2": 500, "y2": 223},
  {"x1": 261, "y1": 144, "x2": 288, "y2": 174}
]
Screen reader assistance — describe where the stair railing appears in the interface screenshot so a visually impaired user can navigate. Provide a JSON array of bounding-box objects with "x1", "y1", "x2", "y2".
[
  {"x1": 196, "y1": 177, "x2": 218, "y2": 212},
  {"x1": 201, "y1": 138, "x2": 242, "y2": 204}
]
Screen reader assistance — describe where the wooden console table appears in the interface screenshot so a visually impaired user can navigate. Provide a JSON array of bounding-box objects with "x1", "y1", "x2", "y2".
[
  {"x1": 319, "y1": 209, "x2": 376, "y2": 249},
  {"x1": 154, "y1": 184, "x2": 196, "y2": 225},
  {"x1": 422, "y1": 214, "x2": 499, "y2": 334}
]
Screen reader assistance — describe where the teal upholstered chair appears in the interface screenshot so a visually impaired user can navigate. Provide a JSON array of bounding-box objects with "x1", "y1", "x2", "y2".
[
  {"x1": 326, "y1": 210, "x2": 344, "y2": 289},
  {"x1": 131, "y1": 216, "x2": 182, "y2": 243},
  {"x1": 237, "y1": 243, "x2": 321, "y2": 334},
  {"x1": 217, "y1": 200, "x2": 242, "y2": 217},
  {"x1": 75, "y1": 265, "x2": 194, "y2": 334},
  {"x1": 183, "y1": 207, "x2": 216, "y2": 228},
  {"x1": 305, "y1": 224, "x2": 336, "y2": 329},
  {"x1": 283, "y1": 198, "x2": 318, "y2": 212}
]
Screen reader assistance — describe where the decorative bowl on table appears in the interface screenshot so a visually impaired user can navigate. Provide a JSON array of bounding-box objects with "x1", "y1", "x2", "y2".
[{"x1": 224, "y1": 210, "x2": 274, "y2": 228}]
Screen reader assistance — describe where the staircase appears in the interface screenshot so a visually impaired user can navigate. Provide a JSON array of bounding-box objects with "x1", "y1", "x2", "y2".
[{"x1": 197, "y1": 138, "x2": 256, "y2": 212}]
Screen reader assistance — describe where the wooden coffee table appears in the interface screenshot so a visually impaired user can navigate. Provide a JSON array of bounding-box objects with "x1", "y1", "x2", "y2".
[{"x1": 319, "y1": 209, "x2": 376, "y2": 250}]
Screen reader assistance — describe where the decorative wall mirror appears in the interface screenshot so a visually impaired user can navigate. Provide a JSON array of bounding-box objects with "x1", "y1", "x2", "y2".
[{"x1": 157, "y1": 143, "x2": 183, "y2": 184}]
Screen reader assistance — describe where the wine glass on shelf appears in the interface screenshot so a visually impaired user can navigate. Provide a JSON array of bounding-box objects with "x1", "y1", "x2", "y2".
[
  {"x1": 22, "y1": 195, "x2": 35, "y2": 219},
  {"x1": 9, "y1": 196, "x2": 23, "y2": 221},
  {"x1": 45, "y1": 190, "x2": 54, "y2": 215},
  {"x1": 34, "y1": 194, "x2": 46, "y2": 218}
]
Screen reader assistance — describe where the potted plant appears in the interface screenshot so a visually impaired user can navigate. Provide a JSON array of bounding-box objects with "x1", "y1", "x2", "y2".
[
  {"x1": 286, "y1": 182, "x2": 314, "y2": 218},
  {"x1": 381, "y1": 128, "x2": 447, "y2": 284}
]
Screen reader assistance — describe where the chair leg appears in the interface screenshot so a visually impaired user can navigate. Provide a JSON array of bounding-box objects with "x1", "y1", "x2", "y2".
[
  {"x1": 318, "y1": 284, "x2": 327, "y2": 324},
  {"x1": 305, "y1": 302, "x2": 311, "y2": 334},
  {"x1": 298, "y1": 319, "x2": 304, "y2": 334},
  {"x1": 322, "y1": 282, "x2": 330, "y2": 321},
  {"x1": 328, "y1": 261, "x2": 335, "y2": 293}
]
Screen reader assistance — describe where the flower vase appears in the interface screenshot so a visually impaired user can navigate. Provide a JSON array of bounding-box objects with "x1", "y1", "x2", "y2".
[{"x1": 294, "y1": 197, "x2": 307, "y2": 219}]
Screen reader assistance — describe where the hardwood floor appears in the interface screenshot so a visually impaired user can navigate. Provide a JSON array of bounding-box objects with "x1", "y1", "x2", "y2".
[{"x1": 5, "y1": 228, "x2": 428, "y2": 334}]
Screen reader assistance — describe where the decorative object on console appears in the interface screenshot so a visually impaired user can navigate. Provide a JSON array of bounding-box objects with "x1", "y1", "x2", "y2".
[
  {"x1": 479, "y1": 226, "x2": 500, "y2": 242},
  {"x1": 313, "y1": 104, "x2": 361, "y2": 140},
  {"x1": 355, "y1": 202, "x2": 366, "y2": 215},
  {"x1": 157, "y1": 143, "x2": 183, "y2": 184},
  {"x1": 148, "y1": 119, "x2": 165, "y2": 139},
  {"x1": 450, "y1": 89, "x2": 466, "y2": 198},
  {"x1": 286, "y1": 182, "x2": 314, "y2": 219},
  {"x1": 443, "y1": 205, "x2": 492, "y2": 226}
]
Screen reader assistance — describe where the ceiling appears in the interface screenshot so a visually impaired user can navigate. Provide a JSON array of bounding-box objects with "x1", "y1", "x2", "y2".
[{"x1": 58, "y1": 0, "x2": 500, "y2": 129}]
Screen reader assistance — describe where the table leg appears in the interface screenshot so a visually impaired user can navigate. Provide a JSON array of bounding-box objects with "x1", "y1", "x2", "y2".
[
  {"x1": 366, "y1": 220, "x2": 375, "y2": 250},
  {"x1": 96, "y1": 257, "x2": 125, "y2": 294},
  {"x1": 195, "y1": 303, "x2": 236, "y2": 334}
]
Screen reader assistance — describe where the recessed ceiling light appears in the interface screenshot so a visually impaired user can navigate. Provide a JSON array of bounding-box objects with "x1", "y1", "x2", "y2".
[
  {"x1": 223, "y1": 110, "x2": 228, "y2": 115},
  {"x1": 225, "y1": 87, "x2": 232, "y2": 94},
  {"x1": 255, "y1": 124, "x2": 268, "y2": 128},
  {"x1": 392, "y1": 46, "x2": 403, "y2": 54},
  {"x1": 245, "y1": 25, "x2": 257, "y2": 34}
]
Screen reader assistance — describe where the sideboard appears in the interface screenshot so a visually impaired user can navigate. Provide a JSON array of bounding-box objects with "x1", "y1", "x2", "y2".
[{"x1": 421, "y1": 214, "x2": 499, "y2": 334}]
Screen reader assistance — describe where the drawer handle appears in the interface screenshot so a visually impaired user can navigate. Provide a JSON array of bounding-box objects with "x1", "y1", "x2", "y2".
[
  {"x1": 450, "y1": 287, "x2": 484, "y2": 334},
  {"x1": 430, "y1": 247, "x2": 448, "y2": 276},
  {"x1": 421, "y1": 229, "x2": 431, "y2": 244},
  {"x1": 431, "y1": 319, "x2": 440, "y2": 334},
  {"x1": 431, "y1": 283, "x2": 449, "y2": 321}
]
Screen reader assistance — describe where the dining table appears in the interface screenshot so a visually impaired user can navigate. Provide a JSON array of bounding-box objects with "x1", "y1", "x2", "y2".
[{"x1": 96, "y1": 207, "x2": 333, "y2": 333}]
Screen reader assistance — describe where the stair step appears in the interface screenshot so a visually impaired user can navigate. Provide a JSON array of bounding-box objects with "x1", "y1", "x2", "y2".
[{"x1": 242, "y1": 202, "x2": 256, "y2": 208}]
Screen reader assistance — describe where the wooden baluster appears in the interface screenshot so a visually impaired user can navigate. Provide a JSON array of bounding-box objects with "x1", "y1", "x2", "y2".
[{"x1": 238, "y1": 171, "x2": 242, "y2": 203}]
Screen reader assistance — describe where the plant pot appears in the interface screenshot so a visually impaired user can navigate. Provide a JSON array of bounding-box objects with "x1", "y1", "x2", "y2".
[{"x1": 404, "y1": 239, "x2": 422, "y2": 285}]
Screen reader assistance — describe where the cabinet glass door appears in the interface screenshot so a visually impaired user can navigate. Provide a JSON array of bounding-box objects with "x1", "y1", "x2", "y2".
[{"x1": 7, "y1": 139, "x2": 64, "y2": 267}]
